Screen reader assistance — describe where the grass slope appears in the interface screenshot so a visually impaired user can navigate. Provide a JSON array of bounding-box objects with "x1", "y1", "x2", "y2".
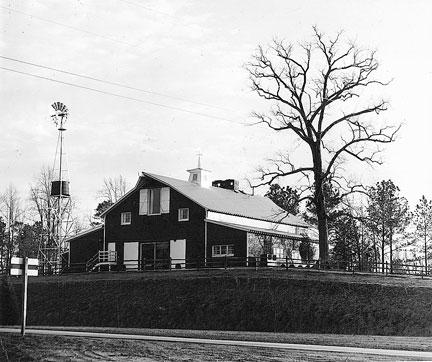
[{"x1": 2, "y1": 269, "x2": 432, "y2": 336}]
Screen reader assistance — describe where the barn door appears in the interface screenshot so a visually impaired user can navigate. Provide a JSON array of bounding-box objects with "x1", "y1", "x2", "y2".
[
  {"x1": 141, "y1": 243, "x2": 154, "y2": 270},
  {"x1": 140, "y1": 242, "x2": 170, "y2": 270}
]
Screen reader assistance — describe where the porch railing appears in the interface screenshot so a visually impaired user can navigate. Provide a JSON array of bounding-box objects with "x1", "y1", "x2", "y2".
[{"x1": 85, "y1": 250, "x2": 117, "y2": 272}]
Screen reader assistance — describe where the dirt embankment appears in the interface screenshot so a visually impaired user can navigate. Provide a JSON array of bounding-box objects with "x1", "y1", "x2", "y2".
[{"x1": 2, "y1": 269, "x2": 432, "y2": 336}]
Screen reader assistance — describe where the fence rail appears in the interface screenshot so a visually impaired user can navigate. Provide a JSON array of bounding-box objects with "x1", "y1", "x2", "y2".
[
  {"x1": 43, "y1": 256, "x2": 432, "y2": 277},
  {"x1": 2, "y1": 255, "x2": 430, "y2": 277}
]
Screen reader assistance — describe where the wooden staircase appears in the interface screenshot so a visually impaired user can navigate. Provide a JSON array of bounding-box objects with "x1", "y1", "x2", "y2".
[{"x1": 86, "y1": 250, "x2": 117, "y2": 272}]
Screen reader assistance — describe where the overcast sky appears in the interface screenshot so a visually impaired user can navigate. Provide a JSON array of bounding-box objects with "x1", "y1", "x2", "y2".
[{"x1": 1, "y1": 0, "x2": 431, "y2": 220}]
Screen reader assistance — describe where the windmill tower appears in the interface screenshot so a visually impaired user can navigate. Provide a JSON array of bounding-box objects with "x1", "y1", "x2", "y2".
[{"x1": 39, "y1": 102, "x2": 72, "y2": 274}]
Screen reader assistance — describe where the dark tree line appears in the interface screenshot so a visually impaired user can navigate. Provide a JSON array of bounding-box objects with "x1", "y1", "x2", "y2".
[{"x1": 265, "y1": 178, "x2": 432, "y2": 273}]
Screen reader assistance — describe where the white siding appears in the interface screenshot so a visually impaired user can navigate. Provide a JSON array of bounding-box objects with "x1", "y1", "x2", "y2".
[
  {"x1": 160, "y1": 187, "x2": 170, "y2": 214},
  {"x1": 139, "y1": 189, "x2": 148, "y2": 215}
]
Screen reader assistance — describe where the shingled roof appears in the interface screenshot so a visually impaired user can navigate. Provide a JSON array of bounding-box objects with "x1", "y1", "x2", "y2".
[{"x1": 144, "y1": 172, "x2": 308, "y2": 227}]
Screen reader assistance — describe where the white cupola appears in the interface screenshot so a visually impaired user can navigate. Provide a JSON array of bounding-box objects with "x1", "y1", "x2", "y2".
[{"x1": 187, "y1": 154, "x2": 211, "y2": 188}]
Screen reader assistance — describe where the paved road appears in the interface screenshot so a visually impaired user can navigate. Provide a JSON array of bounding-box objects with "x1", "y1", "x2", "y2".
[{"x1": 2, "y1": 327, "x2": 432, "y2": 359}]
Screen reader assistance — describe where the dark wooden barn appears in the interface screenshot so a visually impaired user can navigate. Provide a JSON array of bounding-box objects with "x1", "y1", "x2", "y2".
[{"x1": 67, "y1": 164, "x2": 313, "y2": 272}]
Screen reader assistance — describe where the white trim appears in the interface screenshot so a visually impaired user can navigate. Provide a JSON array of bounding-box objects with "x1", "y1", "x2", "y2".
[
  {"x1": 178, "y1": 208, "x2": 189, "y2": 221},
  {"x1": 212, "y1": 244, "x2": 234, "y2": 257},
  {"x1": 207, "y1": 211, "x2": 303, "y2": 235},
  {"x1": 121, "y1": 212, "x2": 131, "y2": 225},
  {"x1": 205, "y1": 218, "x2": 313, "y2": 241},
  {"x1": 103, "y1": 215, "x2": 106, "y2": 251},
  {"x1": 204, "y1": 209, "x2": 208, "y2": 265}
]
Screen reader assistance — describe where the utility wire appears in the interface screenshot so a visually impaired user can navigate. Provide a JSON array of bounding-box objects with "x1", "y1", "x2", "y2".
[
  {"x1": 0, "y1": 55, "x2": 231, "y2": 112},
  {"x1": 0, "y1": 66, "x2": 244, "y2": 124},
  {"x1": 118, "y1": 0, "x2": 195, "y2": 28},
  {"x1": 118, "y1": 0, "x2": 181, "y2": 20},
  {"x1": 0, "y1": 5, "x2": 139, "y2": 48}
]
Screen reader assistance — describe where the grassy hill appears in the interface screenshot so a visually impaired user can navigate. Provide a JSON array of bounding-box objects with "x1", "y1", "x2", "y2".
[{"x1": 2, "y1": 269, "x2": 432, "y2": 336}]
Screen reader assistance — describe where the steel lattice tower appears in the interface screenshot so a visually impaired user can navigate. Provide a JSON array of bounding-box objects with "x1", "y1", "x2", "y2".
[{"x1": 38, "y1": 102, "x2": 72, "y2": 274}]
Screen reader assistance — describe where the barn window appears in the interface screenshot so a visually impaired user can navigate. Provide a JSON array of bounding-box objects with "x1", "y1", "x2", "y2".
[
  {"x1": 140, "y1": 187, "x2": 170, "y2": 215},
  {"x1": 178, "y1": 208, "x2": 189, "y2": 221},
  {"x1": 149, "y1": 188, "x2": 161, "y2": 214},
  {"x1": 121, "y1": 212, "x2": 131, "y2": 225},
  {"x1": 212, "y1": 244, "x2": 234, "y2": 257}
]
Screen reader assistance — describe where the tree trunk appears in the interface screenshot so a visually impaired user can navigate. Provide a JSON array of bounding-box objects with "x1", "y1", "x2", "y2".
[
  {"x1": 314, "y1": 178, "x2": 329, "y2": 263},
  {"x1": 381, "y1": 223, "x2": 385, "y2": 274},
  {"x1": 425, "y1": 227, "x2": 428, "y2": 275},
  {"x1": 389, "y1": 229, "x2": 393, "y2": 274},
  {"x1": 313, "y1": 145, "x2": 329, "y2": 264}
]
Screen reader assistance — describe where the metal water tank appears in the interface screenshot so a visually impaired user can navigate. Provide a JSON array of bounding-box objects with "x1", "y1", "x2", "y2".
[{"x1": 51, "y1": 181, "x2": 70, "y2": 197}]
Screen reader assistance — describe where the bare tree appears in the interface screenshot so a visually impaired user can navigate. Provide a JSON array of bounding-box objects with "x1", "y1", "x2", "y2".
[
  {"x1": 29, "y1": 166, "x2": 83, "y2": 272},
  {"x1": 97, "y1": 175, "x2": 128, "y2": 203},
  {"x1": 0, "y1": 185, "x2": 24, "y2": 272},
  {"x1": 29, "y1": 167, "x2": 55, "y2": 253},
  {"x1": 247, "y1": 27, "x2": 399, "y2": 262}
]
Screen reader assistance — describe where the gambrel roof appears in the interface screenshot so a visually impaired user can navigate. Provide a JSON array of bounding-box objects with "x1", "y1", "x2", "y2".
[
  {"x1": 149, "y1": 172, "x2": 307, "y2": 227},
  {"x1": 101, "y1": 171, "x2": 308, "y2": 227}
]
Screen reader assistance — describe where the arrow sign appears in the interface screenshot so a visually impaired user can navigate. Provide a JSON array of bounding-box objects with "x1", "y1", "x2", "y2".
[
  {"x1": 10, "y1": 256, "x2": 39, "y2": 336},
  {"x1": 11, "y1": 257, "x2": 38, "y2": 277}
]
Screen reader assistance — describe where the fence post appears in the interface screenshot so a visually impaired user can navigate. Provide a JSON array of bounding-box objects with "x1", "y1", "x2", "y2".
[
  {"x1": 224, "y1": 256, "x2": 228, "y2": 270},
  {"x1": 285, "y1": 256, "x2": 288, "y2": 270},
  {"x1": 385, "y1": 261, "x2": 388, "y2": 276}
]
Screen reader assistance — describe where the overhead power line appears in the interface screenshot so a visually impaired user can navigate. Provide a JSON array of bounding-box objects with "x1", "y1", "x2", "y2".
[
  {"x1": 0, "y1": 66, "x2": 243, "y2": 125},
  {"x1": 0, "y1": 5, "x2": 138, "y2": 48},
  {"x1": 118, "y1": 0, "x2": 196, "y2": 29},
  {"x1": 0, "y1": 55, "x2": 231, "y2": 112}
]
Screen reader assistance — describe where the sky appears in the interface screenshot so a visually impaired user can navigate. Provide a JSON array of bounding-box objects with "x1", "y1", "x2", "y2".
[{"x1": 1, "y1": 0, "x2": 431, "y2": 222}]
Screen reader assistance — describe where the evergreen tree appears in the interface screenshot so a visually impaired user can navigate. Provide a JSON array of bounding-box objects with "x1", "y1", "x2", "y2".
[
  {"x1": 367, "y1": 180, "x2": 409, "y2": 273},
  {"x1": 265, "y1": 184, "x2": 300, "y2": 215},
  {"x1": 91, "y1": 200, "x2": 114, "y2": 226},
  {"x1": 304, "y1": 180, "x2": 343, "y2": 237},
  {"x1": 413, "y1": 195, "x2": 432, "y2": 274}
]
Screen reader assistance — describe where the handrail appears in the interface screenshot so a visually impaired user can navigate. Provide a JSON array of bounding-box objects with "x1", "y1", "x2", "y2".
[{"x1": 86, "y1": 250, "x2": 117, "y2": 272}]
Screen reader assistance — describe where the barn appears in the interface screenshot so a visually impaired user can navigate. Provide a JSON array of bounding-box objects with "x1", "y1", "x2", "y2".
[{"x1": 67, "y1": 163, "x2": 314, "y2": 272}]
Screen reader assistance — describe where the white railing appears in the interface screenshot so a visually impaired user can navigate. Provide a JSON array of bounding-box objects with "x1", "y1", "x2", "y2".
[{"x1": 86, "y1": 250, "x2": 117, "y2": 272}]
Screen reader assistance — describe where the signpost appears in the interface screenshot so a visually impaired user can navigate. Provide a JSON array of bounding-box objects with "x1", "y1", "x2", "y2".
[{"x1": 10, "y1": 256, "x2": 38, "y2": 336}]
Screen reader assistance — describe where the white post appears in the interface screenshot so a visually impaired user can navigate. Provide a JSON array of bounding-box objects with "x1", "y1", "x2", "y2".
[{"x1": 21, "y1": 257, "x2": 28, "y2": 336}]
